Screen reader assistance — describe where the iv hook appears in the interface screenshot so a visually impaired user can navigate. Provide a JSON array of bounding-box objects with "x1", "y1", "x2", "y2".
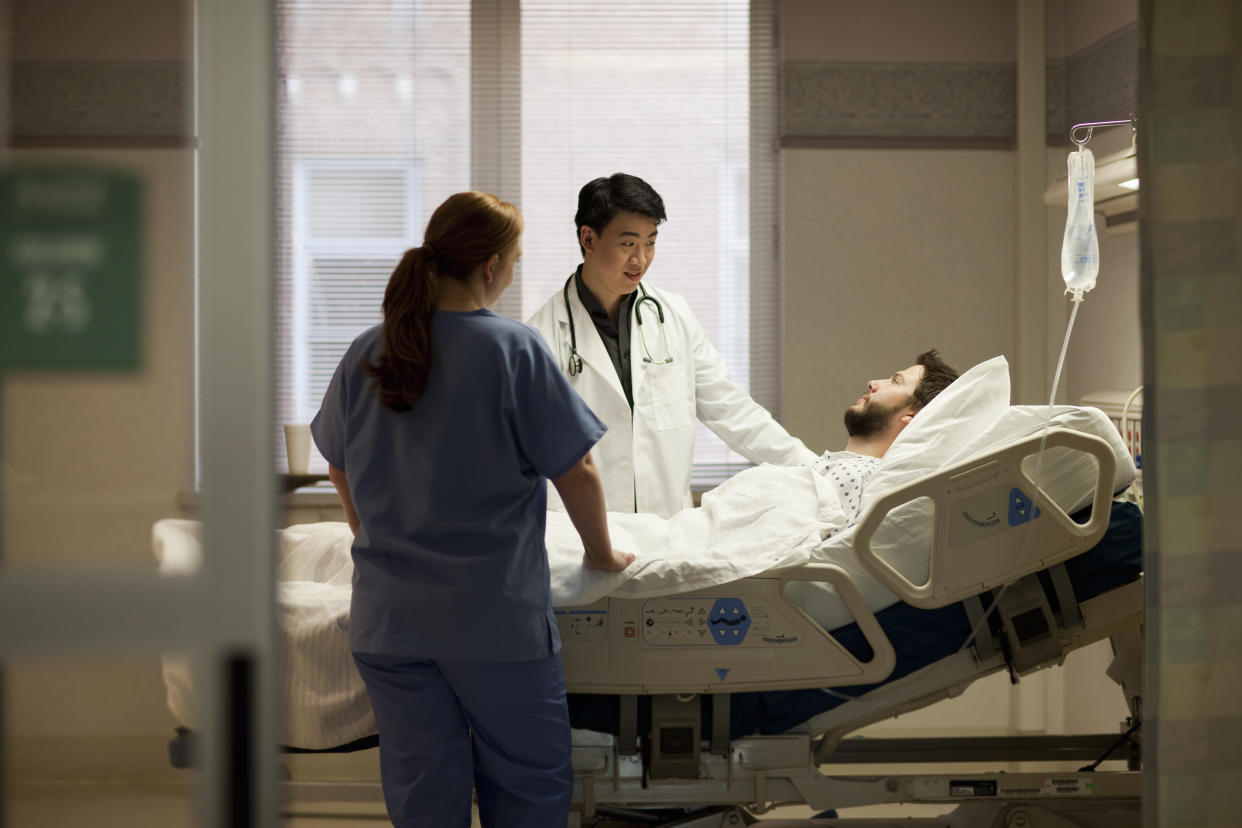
[{"x1": 1070, "y1": 115, "x2": 1137, "y2": 148}]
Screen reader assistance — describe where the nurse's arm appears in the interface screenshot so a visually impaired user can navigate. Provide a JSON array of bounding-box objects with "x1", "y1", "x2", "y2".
[
  {"x1": 328, "y1": 464, "x2": 360, "y2": 535},
  {"x1": 552, "y1": 453, "x2": 635, "y2": 572}
]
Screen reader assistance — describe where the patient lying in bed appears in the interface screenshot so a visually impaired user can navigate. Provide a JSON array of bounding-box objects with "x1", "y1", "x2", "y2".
[
  {"x1": 155, "y1": 354, "x2": 1141, "y2": 749},
  {"x1": 549, "y1": 350, "x2": 963, "y2": 607}
]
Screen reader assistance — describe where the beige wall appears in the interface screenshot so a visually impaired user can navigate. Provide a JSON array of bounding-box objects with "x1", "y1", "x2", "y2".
[
  {"x1": 4, "y1": 0, "x2": 194, "y2": 782},
  {"x1": 2, "y1": 147, "x2": 195, "y2": 780},
  {"x1": 10, "y1": 0, "x2": 186, "y2": 60},
  {"x1": 1047, "y1": 0, "x2": 1139, "y2": 57},
  {"x1": 782, "y1": 147, "x2": 1016, "y2": 452},
  {"x1": 780, "y1": 0, "x2": 1138, "y2": 63},
  {"x1": 782, "y1": 0, "x2": 1017, "y2": 63}
]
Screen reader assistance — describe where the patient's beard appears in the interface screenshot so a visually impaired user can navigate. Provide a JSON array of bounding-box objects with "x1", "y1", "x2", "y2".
[{"x1": 843, "y1": 399, "x2": 904, "y2": 438}]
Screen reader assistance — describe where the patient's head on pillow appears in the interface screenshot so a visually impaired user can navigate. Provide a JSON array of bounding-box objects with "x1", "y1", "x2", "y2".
[
  {"x1": 843, "y1": 349, "x2": 960, "y2": 453},
  {"x1": 857, "y1": 355, "x2": 1011, "y2": 512},
  {"x1": 909, "y1": 349, "x2": 960, "y2": 413}
]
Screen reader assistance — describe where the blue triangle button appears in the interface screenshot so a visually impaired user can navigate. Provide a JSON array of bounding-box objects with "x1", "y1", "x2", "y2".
[
  {"x1": 1008, "y1": 487, "x2": 1042, "y2": 526},
  {"x1": 715, "y1": 668, "x2": 730, "y2": 681}
]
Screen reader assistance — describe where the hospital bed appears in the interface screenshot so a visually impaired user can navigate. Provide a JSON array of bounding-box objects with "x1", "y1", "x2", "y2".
[{"x1": 157, "y1": 357, "x2": 1144, "y2": 826}]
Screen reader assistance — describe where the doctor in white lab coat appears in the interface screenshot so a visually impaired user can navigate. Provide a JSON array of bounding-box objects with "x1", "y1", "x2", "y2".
[{"x1": 527, "y1": 173, "x2": 817, "y2": 518}]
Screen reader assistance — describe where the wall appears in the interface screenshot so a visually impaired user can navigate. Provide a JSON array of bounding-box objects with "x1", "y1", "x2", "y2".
[
  {"x1": 783, "y1": 147, "x2": 1014, "y2": 452},
  {"x1": 3, "y1": 0, "x2": 194, "y2": 782}
]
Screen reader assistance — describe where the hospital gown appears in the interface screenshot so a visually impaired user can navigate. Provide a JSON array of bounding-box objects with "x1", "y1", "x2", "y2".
[{"x1": 812, "y1": 450, "x2": 880, "y2": 535}]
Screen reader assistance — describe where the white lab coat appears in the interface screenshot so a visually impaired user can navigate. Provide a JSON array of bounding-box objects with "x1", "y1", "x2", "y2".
[{"x1": 527, "y1": 274, "x2": 818, "y2": 518}]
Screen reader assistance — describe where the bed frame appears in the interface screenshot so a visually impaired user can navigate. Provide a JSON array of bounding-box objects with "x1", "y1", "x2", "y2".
[
  {"x1": 555, "y1": 430, "x2": 1141, "y2": 826},
  {"x1": 167, "y1": 429, "x2": 1142, "y2": 827}
]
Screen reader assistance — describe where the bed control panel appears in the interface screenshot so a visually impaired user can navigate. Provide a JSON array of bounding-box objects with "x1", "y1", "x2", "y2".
[
  {"x1": 555, "y1": 609, "x2": 609, "y2": 643},
  {"x1": 640, "y1": 596, "x2": 800, "y2": 648},
  {"x1": 949, "y1": 484, "x2": 1043, "y2": 550}
]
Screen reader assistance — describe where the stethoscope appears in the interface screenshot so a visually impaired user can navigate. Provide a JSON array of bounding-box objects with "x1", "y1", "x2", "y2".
[{"x1": 563, "y1": 273, "x2": 673, "y2": 376}]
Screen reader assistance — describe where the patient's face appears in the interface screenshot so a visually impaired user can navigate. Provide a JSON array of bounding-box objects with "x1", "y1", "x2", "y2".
[{"x1": 844, "y1": 364, "x2": 923, "y2": 437}]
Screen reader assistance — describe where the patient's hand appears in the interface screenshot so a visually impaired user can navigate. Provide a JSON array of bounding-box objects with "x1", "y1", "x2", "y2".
[{"x1": 583, "y1": 548, "x2": 636, "y2": 572}]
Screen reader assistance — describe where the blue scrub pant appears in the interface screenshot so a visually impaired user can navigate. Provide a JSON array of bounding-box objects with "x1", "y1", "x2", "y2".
[{"x1": 352, "y1": 650, "x2": 573, "y2": 828}]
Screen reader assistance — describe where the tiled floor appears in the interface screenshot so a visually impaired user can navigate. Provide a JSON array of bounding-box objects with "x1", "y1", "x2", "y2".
[{"x1": 7, "y1": 780, "x2": 958, "y2": 827}]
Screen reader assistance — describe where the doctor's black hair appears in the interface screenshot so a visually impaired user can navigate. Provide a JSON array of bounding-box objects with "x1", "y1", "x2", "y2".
[
  {"x1": 575, "y1": 173, "x2": 667, "y2": 256},
  {"x1": 909, "y1": 349, "x2": 960, "y2": 411}
]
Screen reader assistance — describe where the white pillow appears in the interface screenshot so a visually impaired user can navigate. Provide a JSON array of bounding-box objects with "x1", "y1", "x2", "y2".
[{"x1": 858, "y1": 355, "x2": 1011, "y2": 515}]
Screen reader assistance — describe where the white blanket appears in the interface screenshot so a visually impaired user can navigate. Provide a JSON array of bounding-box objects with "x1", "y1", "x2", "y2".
[
  {"x1": 548, "y1": 461, "x2": 846, "y2": 606},
  {"x1": 155, "y1": 462, "x2": 852, "y2": 748}
]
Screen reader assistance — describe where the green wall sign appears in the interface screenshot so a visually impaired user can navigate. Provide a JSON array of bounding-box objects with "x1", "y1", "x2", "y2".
[{"x1": 0, "y1": 166, "x2": 143, "y2": 370}]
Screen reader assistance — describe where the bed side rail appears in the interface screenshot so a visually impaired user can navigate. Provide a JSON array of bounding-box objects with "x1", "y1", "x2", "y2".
[
  {"x1": 853, "y1": 428, "x2": 1117, "y2": 610},
  {"x1": 559, "y1": 563, "x2": 895, "y2": 695}
]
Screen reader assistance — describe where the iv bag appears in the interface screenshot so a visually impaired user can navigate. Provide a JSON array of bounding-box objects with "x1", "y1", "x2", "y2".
[{"x1": 1061, "y1": 148, "x2": 1099, "y2": 300}]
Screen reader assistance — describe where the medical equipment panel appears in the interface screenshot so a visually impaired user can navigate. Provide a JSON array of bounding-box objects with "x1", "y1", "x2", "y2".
[
  {"x1": 637, "y1": 596, "x2": 801, "y2": 648},
  {"x1": 557, "y1": 563, "x2": 897, "y2": 695}
]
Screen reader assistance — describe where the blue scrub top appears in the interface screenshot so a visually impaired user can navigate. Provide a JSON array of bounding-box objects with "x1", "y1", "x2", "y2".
[{"x1": 312, "y1": 311, "x2": 606, "y2": 662}]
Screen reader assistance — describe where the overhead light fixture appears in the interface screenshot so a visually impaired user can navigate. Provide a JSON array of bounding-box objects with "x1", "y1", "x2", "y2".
[{"x1": 1117, "y1": 178, "x2": 1140, "y2": 191}]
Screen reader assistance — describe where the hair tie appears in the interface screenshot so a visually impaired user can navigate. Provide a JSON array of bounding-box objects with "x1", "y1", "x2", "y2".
[{"x1": 422, "y1": 242, "x2": 437, "y2": 259}]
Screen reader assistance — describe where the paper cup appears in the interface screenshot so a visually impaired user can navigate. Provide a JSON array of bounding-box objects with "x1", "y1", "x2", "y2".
[{"x1": 284, "y1": 424, "x2": 311, "y2": 475}]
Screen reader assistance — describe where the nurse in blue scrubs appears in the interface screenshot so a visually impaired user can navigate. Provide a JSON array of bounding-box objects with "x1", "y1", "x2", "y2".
[{"x1": 312, "y1": 191, "x2": 634, "y2": 828}]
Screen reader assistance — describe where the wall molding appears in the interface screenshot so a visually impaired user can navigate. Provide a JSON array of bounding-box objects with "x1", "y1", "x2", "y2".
[
  {"x1": 11, "y1": 60, "x2": 188, "y2": 146},
  {"x1": 1063, "y1": 21, "x2": 1138, "y2": 133},
  {"x1": 781, "y1": 135, "x2": 1014, "y2": 150},
  {"x1": 783, "y1": 61, "x2": 1016, "y2": 140},
  {"x1": 782, "y1": 22, "x2": 1137, "y2": 146}
]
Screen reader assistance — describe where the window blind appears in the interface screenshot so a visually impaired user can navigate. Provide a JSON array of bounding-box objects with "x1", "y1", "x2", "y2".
[
  {"x1": 272, "y1": 0, "x2": 780, "y2": 482},
  {"x1": 274, "y1": 0, "x2": 470, "y2": 473}
]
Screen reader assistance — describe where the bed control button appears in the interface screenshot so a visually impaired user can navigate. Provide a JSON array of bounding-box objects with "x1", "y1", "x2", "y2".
[{"x1": 709, "y1": 598, "x2": 750, "y2": 645}]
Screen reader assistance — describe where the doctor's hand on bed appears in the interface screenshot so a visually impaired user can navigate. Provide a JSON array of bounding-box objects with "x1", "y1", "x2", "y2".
[{"x1": 552, "y1": 452, "x2": 635, "y2": 572}]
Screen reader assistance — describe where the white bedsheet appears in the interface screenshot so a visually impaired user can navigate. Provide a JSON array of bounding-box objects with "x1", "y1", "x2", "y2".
[{"x1": 155, "y1": 459, "x2": 853, "y2": 747}]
